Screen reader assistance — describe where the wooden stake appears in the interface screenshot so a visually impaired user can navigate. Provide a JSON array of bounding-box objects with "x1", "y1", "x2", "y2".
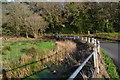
[{"x1": 88, "y1": 37, "x2": 90, "y2": 43}]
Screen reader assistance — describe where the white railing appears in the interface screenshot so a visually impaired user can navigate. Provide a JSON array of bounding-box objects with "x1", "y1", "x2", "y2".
[{"x1": 56, "y1": 35, "x2": 100, "y2": 79}]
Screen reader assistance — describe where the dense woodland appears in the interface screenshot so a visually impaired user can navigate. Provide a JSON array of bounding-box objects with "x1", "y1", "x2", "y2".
[{"x1": 2, "y1": 2, "x2": 120, "y2": 38}]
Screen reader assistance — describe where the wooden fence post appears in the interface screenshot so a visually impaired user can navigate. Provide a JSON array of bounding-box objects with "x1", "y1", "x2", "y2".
[
  {"x1": 74, "y1": 36, "x2": 75, "y2": 40},
  {"x1": 97, "y1": 41, "x2": 100, "y2": 74},
  {"x1": 85, "y1": 37, "x2": 87, "y2": 41},
  {"x1": 94, "y1": 39, "x2": 97, "y2": 45},
  {"x1": 92, "y1": 38, "x2": 94, "y2": 43},
  {"x1": 93, "y1": 47, "x2": 97, "y2": 69},
  {"x1": 81, "y1": 37, "x2": 83, "y2": 40},
  {"x1": 88, "y1": 37, "x2": 90, "y2": 43},
  {"x1": 97, "y1": 41, "x2": 100, "y2": 54},
  {"x1": 93, "y1": 40, "x2": 99, "y2": 74}
]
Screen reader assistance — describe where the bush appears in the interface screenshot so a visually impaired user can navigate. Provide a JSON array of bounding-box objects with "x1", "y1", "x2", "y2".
[
  {"x1": 2, "y1": 45, "x2": 11, "y2": 55},
  {"x1": 3, "y1": 45, "x2": 11, "y2": 51},
  {"x1": 21, "y1": 47, "x2": 38, "y2": 55}
]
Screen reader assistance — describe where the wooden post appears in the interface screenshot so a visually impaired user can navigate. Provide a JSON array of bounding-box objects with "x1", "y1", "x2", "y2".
[
  {"x1": 97, "y1": 41, "x2": 100, "y2": 54},
  {"x1": 93, "y1": 47, "x2": 97, "y2": 68},
  {"x1": 74, "y1": 36, "x2": 75, "y2": 40},
  {"x1": 88, "y1": 31, "x2": 90, "y2": 35},
  {"x1": 88, "y1": 37, "x2": 90, "y2": 43},
  {"x1": 92, "y1": 38, "x2": 94, "y2": 43},
  {"x1": 93, "y1": 40, "x2": 99, "y2": 74},
  {"x1": 94, "y1": 39, "x2": 97, "y2": 46},
  {"x1": 97, "y1": 41, "x2": 100, "y2": 74},
  {"x1": 85, "y1": 37, "x2": 87, "y2": 41},
  {"x1": 81, "y1": 37, "x2": 83, "y2": 40}
]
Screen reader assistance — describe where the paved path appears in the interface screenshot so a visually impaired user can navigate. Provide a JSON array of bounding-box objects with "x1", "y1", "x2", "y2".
[{"x1": 100, "y1": 41, "x2": 120, "y2": 70}]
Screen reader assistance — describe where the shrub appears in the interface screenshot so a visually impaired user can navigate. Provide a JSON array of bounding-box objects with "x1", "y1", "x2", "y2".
[
  {"x1": 2, "y1": 45, "x2": 11, "y2": 55},
  {"x1": 3, "y1": 45, "x2": 11, "y2": 51},
  {"x1": 21, "y1": 47, "x2": 38, "y2": 55}
]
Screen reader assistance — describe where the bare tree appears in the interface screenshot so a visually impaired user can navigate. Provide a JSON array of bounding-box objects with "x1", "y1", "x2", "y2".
[
  {"x1": 25, "y1": 13, "x2": 48, "y2": 38},
  {"x1": 2, "y1": 2, "x2": 48, "y2": 38}
]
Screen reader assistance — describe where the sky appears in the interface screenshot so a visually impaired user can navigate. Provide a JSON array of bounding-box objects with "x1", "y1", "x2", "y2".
[{"x1": 6, "y1": 0, "x2": 14, "y2": 2}]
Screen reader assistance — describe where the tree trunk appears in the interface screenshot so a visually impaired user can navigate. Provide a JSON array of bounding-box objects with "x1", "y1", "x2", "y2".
[
  {"x1": 26, "y1": 32, "x2": 28, "y2": 38},
  {"x1": 34, "y1": 33, "x2": 38, "y2": 39},
  {"x1": 16, "y1": 27, "x2": 20, "y2": 37}
]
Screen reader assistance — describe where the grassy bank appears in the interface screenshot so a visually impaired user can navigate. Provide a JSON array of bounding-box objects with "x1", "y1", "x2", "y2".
[
  {"x1": 100, "y1": 48, "x2": 119, "y2": 78},
  {"x1": 96, "y1": 38, "x2": 120, "y2": 44},
  {"x1": 1, "y1": 40, "x2": 56, "y2": 78},
  {"x1": 2, "y1": 40, "x2": 56, "y2": 61},
  {"x1": 95, "y1": 32, "x2": 119, "y2": 40},
  {"x1": 95, "y1": 32, "x2": 119, "y2": 37}
]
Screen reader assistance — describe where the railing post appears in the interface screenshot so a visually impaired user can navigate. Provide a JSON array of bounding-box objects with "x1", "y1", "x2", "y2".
[
  {"x1": 94, "y1": 39, "x2": 97, "y2": 45},
  {"x1": 93, "y1": 39, "x2": 99, "y2": 74},
  {"x1": 88, "y1": 37, "x2": 90, "y2": 43},
  {"x1": 93, "y1": 47, "x2": 97, "y2": 69},
  {"x1": 97, "y1": 41, "x2": 100, "y2": 54},
  {"x1": 97, "y1": 41, "x2": 100, "y2": 74},
  {"x1": 85, "y1": 37, "x2": 87, "y2": 41},
  {"x1": 92, "y1": 38, "x2": 94, "y2": 43},
  {"x1": 81, "y1": 37, "x2": 83, "y2": 40},
  {"x1": 74, "y1": 36, "x2": 75, "y2": 40}
]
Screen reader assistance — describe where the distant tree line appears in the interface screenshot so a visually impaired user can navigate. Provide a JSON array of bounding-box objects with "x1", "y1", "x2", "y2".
[{"x1": 2, "y1": 2, "x2": 119, "y2": 38}]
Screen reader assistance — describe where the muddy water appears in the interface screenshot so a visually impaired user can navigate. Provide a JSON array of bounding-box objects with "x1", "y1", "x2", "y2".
[{"x1": 100, "y1": 41, "x2": 120, "y2": 72}]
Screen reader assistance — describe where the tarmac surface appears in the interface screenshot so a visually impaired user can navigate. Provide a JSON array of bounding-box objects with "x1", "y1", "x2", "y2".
[{"x1": 100, "y1": 41, "x2": 120, "y2": 71}]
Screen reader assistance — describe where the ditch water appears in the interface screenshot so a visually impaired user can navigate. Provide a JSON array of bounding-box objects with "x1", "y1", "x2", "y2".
[{"x1": 23, "y1": 69, "x2": 58, "y2": 79}]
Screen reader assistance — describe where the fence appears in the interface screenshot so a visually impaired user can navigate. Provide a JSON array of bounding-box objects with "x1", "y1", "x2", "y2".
[{"x1": 56, "y1": 36, "x2": 100, "y2": 80}]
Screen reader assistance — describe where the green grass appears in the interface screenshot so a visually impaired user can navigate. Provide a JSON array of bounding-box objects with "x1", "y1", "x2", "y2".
[
  {"x1": 97, "y1": 38, "x2": 120, "y2": 44},
  {"x1": 1, "y1": 40, "x2": 56, "y2": 78},
  {"x1": 101, "y1": 48, "x2": 119, "y2": 78},
  {"x1": 2, "y1": 40, "x2": 56, "y2": 61},
  {"x1": 95, "y1": 32, "x2": 119, "y2": 38}
]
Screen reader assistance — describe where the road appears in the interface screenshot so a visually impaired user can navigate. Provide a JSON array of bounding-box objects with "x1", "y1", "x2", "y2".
[{"x1": 100, "y1": 41, "x2": 120, "y2": 70}]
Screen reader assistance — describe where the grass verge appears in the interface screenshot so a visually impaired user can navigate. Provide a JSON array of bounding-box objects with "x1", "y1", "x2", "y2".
[
  {"x1": 97, "y1": 38, "x2": 120, "y2": 44},
  {"x1": 95, "y1": 32, "x2": 119, "y2": 37},
  {"x1": 100, "y1": 48, "x2": 119, "y2": 78}
]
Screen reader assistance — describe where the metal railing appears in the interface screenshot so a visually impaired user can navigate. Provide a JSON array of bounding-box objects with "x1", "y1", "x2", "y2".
[
  {"x1": 68, "y1": 52, "x2": 95, "y2": 79},
  {"x1": 55, "y1": 35, "x2": 100, "y2": 80}
]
